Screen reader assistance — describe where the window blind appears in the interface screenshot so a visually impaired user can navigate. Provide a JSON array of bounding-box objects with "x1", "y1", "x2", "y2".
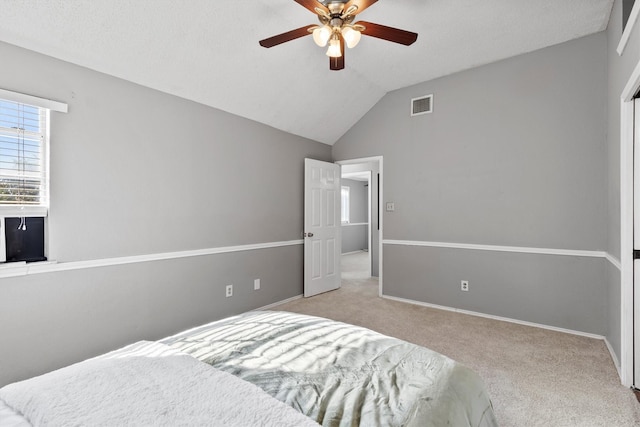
[{"x1": 0, "y1": 100, "x2": 47, "y2": 206}]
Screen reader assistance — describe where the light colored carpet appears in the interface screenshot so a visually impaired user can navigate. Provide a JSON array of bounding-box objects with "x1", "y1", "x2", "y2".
[{"x1": 275, "y1": 251, "x2": 640, "y2": 427}]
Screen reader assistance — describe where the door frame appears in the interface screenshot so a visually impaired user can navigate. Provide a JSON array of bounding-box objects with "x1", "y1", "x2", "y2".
[
  {"x1": 620, "y1": 58, "x2": 640, "y2": 388},
  {"x1": 336, "y1": 156, "x2": 384, "y2": 296}
]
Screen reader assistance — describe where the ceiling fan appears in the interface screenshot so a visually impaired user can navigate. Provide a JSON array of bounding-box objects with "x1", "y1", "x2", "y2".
[{"x1": 259, "y1": 0, "x2": 418, "y2": 71}]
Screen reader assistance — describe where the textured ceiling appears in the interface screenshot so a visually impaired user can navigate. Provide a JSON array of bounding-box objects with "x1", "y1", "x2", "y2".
[{"x1": 0, "y1": 0, "x2": 613, "y2": 145}]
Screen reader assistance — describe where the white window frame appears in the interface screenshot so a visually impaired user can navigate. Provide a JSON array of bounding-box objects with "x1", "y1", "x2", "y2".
[
  {"x1": 341, "y1": 186, "x2": 350, "y2": 224},
  {"x1": 0, "y1": 88, "x2": 66, "y2": 263}
]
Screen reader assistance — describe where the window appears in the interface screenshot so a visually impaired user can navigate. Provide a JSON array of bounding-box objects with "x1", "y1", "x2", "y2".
[
  {"x1": 0, "y1": 89, "x2": 67, "y2": 264},
  {"x1": 0, "y1": 100, "x2": 48, "y2": 207},
  {"x1": 341, "y1": 186, "x2": 350, "y2": 224}
]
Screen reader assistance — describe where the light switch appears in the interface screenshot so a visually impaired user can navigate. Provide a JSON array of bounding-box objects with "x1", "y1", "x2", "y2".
[{"x1": 386, "y1": 202, "x2": 395, "y2": 212}]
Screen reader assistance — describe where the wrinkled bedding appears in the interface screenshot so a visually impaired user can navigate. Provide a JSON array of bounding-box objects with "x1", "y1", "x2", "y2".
[
  {"x1": 162, "y1": 310, "x2": 498, "y2": 427},
  {"x1": 0, "y1": 400, "x2": 30, "y2": 427},
  {"x1": 0, "y1": 340, "x2": 319, "y2": 427}
]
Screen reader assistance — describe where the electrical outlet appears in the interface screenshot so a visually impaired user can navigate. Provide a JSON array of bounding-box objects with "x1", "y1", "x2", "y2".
[
  {"x1": 225, "y1": 284, "x2": 233, "y2": 297},
  {"x1": 461, "y1": 280, "x2": 469, "y2": 292},
  {"x1": 254, "y1": 279, "x2": 260, "y2": 290}
]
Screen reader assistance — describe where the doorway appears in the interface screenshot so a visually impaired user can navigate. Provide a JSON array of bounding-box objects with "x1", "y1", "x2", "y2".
[
  {"x1": 337, "y1": 157, "x2": 383, "y2": 296},
  {"x1": 341, "y1": 170, "x2": 371, "y2": 279}
]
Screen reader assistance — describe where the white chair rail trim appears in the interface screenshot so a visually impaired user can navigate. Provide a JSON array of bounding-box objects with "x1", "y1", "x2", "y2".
[
  {"x1": 0, "y1": 240, "x2": 304, "y2": 279},
  {"x1": 383, "y1": 239, "x2": 620, "y2": 270}
]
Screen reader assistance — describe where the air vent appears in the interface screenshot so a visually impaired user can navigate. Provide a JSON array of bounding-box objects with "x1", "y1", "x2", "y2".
[{"x1": 411, "y1": 94, "x2": 433, "y2": 116}]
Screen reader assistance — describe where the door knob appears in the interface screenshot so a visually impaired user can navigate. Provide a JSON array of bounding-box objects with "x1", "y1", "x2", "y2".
[{"x1": 305, "y1": 232, "x2": 314, "y2": 237}]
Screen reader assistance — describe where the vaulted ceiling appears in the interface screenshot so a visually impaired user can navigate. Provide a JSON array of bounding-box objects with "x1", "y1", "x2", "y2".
[{"x1": 0, "y1": 0, "x2": 613, "y2": 144}]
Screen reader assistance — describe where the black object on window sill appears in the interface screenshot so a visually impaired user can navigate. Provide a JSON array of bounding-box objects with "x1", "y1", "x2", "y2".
[{"x1": 5, "y1": 217, "x2": 47, "y2": 263}]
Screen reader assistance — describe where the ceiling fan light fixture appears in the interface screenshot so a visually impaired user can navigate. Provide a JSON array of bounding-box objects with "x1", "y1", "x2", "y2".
[
  {"x1": 258, "y1": 1, "x2": 418, "y2": 70},
  {"x1": 326, "y1": 35, "x2": 342, "y2": 58},
  {"x1": 312, "y1": 25, "x2": 331, "y2": 47},
  {"x1": 341, "y1": 26, "x2": 361, "y2": 49}
]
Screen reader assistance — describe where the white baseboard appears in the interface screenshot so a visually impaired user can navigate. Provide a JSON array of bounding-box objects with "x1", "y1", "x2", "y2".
[
  {"x1": 384, "y1": 294, "x2": 623, "y2": 384},
  {"x1": 381, "y1": 294, "x2": 606, "y2": 340},
  {"x1": 342, "y1": 250, "x2": 367, "y2": 256},
  {"x1": 604, "y1": 337, "x2": 622, "y2": 378},
  {"x1": 257, "y1": 294, "x2": 303, "y2": 311}
]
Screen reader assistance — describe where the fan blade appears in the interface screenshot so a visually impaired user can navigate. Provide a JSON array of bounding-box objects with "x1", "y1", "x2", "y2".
[
  {"x1": 259, "y1": 25, "x2": 315, "y2": 48},
  {"x1": 343, "y1": 0, "x2": 378, "y2": 16},
  {"x1": 330, "y1": 36, "x2": 345, "y2": 71},
  {"x1": 294, "y1": 0, "x2": 329, "y2": 15},
  {"x1": 356, "y1": 21, "x2": 418, "y2": 45}
]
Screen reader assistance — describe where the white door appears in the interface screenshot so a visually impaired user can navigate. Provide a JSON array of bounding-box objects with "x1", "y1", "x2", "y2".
[
  {"x1": 304, "y1": 158, "x2": 341, "y2": 297},
  {"x1": 634, "y1": 98, "x2": 640, "y2": 387}
]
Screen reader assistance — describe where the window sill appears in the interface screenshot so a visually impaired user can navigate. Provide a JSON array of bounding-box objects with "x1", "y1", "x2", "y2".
[{"x1": 0, "y1": 206, "x2": 47, "y2": 217}]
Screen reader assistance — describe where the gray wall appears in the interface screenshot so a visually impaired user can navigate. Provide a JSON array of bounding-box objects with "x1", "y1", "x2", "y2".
[
  {"x1": 0, "y1": 247, "x2": 302, "y2": 387},
  {"x1": 385, "y1": 246, "x2": 607, "y2": 333},
  {"x1": 0, "y1": 41, "x2": 331, "y2": 387},
  {"x1": 341, "y1": 178, "x2": 368, "y2": 254},
  {"x1": 333, "y1": 33, "x2": 609, "y2": 335},
  {"x1": 606, "y1": 0, "x2": 640, "y2": 366}
]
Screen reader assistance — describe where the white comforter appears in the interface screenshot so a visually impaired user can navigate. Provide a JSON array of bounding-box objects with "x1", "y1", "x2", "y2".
[{"x1": 0, "y1": 341, "x2": 319, "y2": 426}]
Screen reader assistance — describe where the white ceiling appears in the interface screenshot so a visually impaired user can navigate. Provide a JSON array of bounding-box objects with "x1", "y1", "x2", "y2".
[{"x1": 0, "y1": 0, "x2": 613, "y2": 145}]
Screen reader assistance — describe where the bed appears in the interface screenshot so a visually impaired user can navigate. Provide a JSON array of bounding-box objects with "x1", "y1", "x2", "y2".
[{"x1": 0, "y1": 311, "x2": 498, "y2": 426}]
